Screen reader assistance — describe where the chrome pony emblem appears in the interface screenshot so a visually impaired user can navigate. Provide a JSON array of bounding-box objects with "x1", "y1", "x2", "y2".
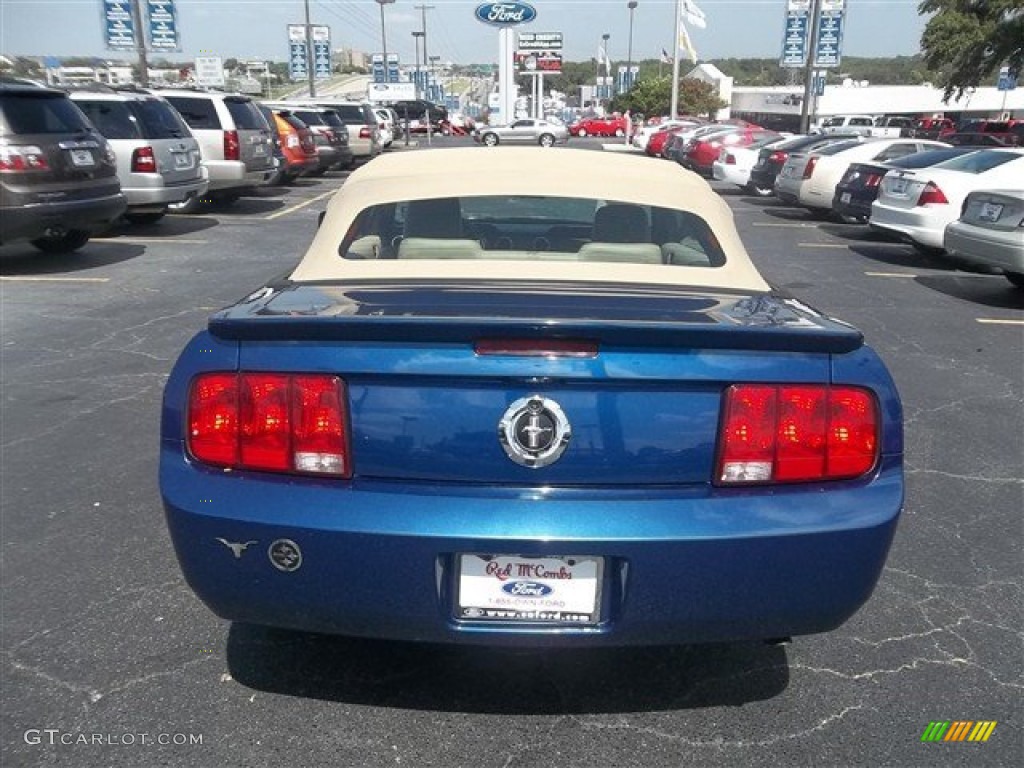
[{"x1": 498, "y1": 395, "x2": 571, "y2": 468}]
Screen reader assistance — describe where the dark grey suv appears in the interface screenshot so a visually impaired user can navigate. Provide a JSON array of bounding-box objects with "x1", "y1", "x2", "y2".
[{"x1": 1, "y1": 83, "x2": 125, "y2": 253}]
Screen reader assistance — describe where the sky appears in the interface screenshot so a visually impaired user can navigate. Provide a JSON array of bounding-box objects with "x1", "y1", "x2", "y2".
[{"x1": 0, "y1": 1, "x2": 929, "y2": 67}]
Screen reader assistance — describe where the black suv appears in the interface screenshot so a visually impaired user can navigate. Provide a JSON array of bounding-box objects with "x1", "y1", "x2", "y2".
[{"x1": 0, "y1": 83, "x2": 125, "y2": 253}]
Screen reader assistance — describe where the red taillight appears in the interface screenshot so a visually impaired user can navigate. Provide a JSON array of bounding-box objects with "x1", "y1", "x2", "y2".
[
  {"x1": 866, "y1": 173, "x2": 882, "y2": 188},
  {"x1": 769, "y1": 150, "x2": 788, "y2": 164},
  {"x1": 359, "y1": 126, "x2": 371, "y2": 139},
  {"x1": 188, "y1": 372, "x2": 350, "y2": 477},
  {"x1": 0, "y1": 145, "x2": 49, "y2": 172},
  {"x1": 131, "y1": 146, "x2": 157, "y2": 173},
  {"x1": 716, "y1": 384, "x2": 878, "y2": 485},
  {"x1": 223, "y1": 130, "x2": 240, "y2": 161},
  {"x1": 916, "y1": 181, "x2": 949, "y2": 206},
  {"x1": 802, "y1": 156, "x2": 819, "y2": 179},
  {"x1": 725, "y1": 152, "x2": 737, "y2": 165}
]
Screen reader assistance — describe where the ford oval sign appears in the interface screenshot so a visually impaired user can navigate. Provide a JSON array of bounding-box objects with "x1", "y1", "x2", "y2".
[
  {"x1": 475, "y1": 2, "x2": 537, "y2": 27},
  {"x1": 501, "y1": 580, "x2": 553, "y2": 597}
]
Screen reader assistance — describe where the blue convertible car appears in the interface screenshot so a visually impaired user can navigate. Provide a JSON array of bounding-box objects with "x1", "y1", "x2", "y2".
[{"x1": 161, "y1": 148, "x2": 903, "y2": 646}]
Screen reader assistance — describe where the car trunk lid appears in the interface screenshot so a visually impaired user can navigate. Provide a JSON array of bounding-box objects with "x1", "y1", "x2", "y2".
[{"x1": 205, "y1": 281, "x2": 862, "y2": 486}]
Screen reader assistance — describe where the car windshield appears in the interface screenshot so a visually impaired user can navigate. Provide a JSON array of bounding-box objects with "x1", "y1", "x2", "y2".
[
  {"x1": 224, "y1": 98, "x2": 265, "y2": 130},
  {"x1": 73, "y1": 100, "x2": 140, "y2": 139},
  {"x1": 1, "y1": 92, "x2": 93, "y2": 134},
  {"x1": 886, "y1": 147, "x2": 973, "y2": 168},
  {"x1": 930, "y1": 150, "x2": 1022, "y2": 174},
  {"x1": 319, "y1": 110, "x2": 346, "y2": 129},
  {"x1": 338, "y1": 195, "x2": 727, "y2": 269},
  {"x1": 164, "y1": 96, "x2": 221, "y2": 130},
  {"x1": 132, "y1": 98, "x2": 190, "y2": 139},
  {"x1": 329, "y1": 104, "x2": 366, "y2": 123},
  {"x1": 292, "y1": 109, "x2": 325, "y2": 126}
]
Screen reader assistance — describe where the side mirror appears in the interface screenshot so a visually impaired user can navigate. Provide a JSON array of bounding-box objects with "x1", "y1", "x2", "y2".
[{"x1": 317, "y1": 210, "x2": 326, "y2": 229}]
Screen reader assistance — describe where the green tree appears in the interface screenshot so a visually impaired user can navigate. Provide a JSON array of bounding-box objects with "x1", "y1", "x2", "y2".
[
  {"x1": 610, "y1": 76, "x2": 725, "y2": 119},
  {"x1": 919, "y1": 0, "x2": 1023, "y2": 98}
]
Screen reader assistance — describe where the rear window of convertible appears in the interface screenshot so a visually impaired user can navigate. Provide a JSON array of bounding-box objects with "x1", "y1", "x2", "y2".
[{"x1": 337, "y1": 195, "x2": 727, "y2": 268}]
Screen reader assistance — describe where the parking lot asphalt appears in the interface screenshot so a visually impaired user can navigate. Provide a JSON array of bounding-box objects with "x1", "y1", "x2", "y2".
[{"x1": 1, "y1": 137, "x2": 1021, "y2": 768}]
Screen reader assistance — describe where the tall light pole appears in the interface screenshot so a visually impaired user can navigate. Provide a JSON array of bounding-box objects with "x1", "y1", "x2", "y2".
[
  {"x1": 412, "y1": 30, "x2": 424, "y2": 99},
  {"x1": 303, "y1": 0, "x2": 316, "y2": 97},
  {"x1": 376, "y1": 0, "x2": 396, "y2": 82},
  {"x1": 626, "y1": 2, "x2": 637, "y2": 93},
  {"x1": 602, "y1": 32, "x2": 611, "y2": 103}
]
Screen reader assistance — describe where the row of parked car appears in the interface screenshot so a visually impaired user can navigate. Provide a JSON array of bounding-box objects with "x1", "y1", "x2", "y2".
[
  {"x1": 711, "y1": 131, "x2": 1023, "y2": 289},
  {"x1": 0, "y1": 79, "x2": 393, "y2": 254}
]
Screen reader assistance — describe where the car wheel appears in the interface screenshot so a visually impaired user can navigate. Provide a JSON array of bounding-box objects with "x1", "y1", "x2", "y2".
[
  {"x1": 482, "y1": 133, "x2": 499, "y2": 146},
  {"x1": 538, "y1": 134, "x2": 555, "y2": 147},
  {"x1": 614, "y1": 128, "x2": 625, "y2": 138},
  {"x1": 577, "y1": 128, "x2": 588, "y2": 138},
  {"x1": 30, "y1": 230, "x2": 90, "y2": 254},
  {"x1": 1005, "y1": 272, "x2": 1024, "y2": 289},
  {"x1": 124, "y1": 210, "x2": 166, "y2": 225}
]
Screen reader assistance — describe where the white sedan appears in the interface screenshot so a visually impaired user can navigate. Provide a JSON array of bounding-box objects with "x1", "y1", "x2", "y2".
[
  {"x1": 871, "y1": 148, "x2": 1024, "y2": 252},
  {"x1": 712, "y1": 135, "x2": 789, "y2": 190},
  {"x1": 775, "y1": 138, "x2": 949, "y2": 214},
  {"x1": 944, "y1": 189, "x2": 1024, "y2": 288}
]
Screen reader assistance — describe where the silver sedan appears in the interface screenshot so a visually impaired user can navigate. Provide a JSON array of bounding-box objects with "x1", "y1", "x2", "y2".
[{"x1": 473, "y1": 119, "x2": 569, "y2": 148}]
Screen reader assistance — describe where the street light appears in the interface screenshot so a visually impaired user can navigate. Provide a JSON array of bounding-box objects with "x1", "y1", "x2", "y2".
[
  {"x1": 375, "y1": 0, "x2": 396, "y2": 81},
  {"x1": 602, "y1": 32, "x2": 611, "y2": 104},
  {"x1": 626, "y1": 2, "x2": 637, "y2": 93},
  {"x1": 412, "y1": 31, "x2": 424, "y2": 99}
]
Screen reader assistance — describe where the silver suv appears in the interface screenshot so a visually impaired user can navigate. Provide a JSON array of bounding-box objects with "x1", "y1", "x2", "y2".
[
  {"x1": 306, "y1": 100, "x2": 381, "y2": 166},
  {"x1": 70, "y1": 87, "x2": 206, "y2": 224},
  {"x1": 154, "y1": 89, "x2": 274, "y2": 210}
]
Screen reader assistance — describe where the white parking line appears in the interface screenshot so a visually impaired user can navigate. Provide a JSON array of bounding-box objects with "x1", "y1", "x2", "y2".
[
  {"x1": 976, "y1": 318, "x2": 1024, "y2": 326},
  {"x1": 264, "y1": 190, "x2": 336, "y2": 221},
  {"x1": 752, "y1": 222, "x2": 818, "y2": 228},
  {"x1": 865, "y1": 272, "x2": 918, "y2": 278},
  {"x1": 0, "y1": 276, "x2": 110, "y2": 283},
  {"x1": 96, "y1": 237, "x2": 209, "y2": 245}
]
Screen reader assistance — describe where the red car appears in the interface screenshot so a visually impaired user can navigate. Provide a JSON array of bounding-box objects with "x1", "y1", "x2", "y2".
[
  {"x1": 646, "y1": 125, "x2": 689, "y2": 157},
  {"x1": 682, "y1": 129, "x2": 780, "y2": 177},
  {"x1": 569, "y1": 115, "x2": 629, "y2": 138}
]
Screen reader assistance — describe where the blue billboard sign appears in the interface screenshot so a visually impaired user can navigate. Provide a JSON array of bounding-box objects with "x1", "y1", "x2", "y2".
[
  {"x1": 103, "y1": 0, "x2": 137, "y2": 50},
  {"x1": 997, "y1": 66, "x2": 1018, "y2": 91},
  {"x1": 289, "y1": 43, "x2": 308, "y2": 80},
  {"x1": 813, "y1": 2, "x2": 845, "y2": 68},
  {"x1": 313, "y1": 41, "x2": 331, "y2": 79},
  {"x1": 387, "y1": 54, "x2": 400, "y2": 84},
  {"x1": 780, "y1": 4, "x2": 810, "y2": 69},
  {"x1": 147, "y1": 1, "x2": 179, "y2": 52},
  {"x1": 372, "y1": 54, "x2": 386, "y2": 84}
]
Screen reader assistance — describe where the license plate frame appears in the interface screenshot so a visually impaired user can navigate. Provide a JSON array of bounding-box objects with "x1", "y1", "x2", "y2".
[
  {"x1": 456, "y1": 554, "x2": 604, "y2": 625},
  {"x1": 173, "y1": 152, "x2": 192, "y2": 170},
  {"x1": 890, "y1": 178, "x2": 909, "y2": 195},
  {"x1": 69, "y1": 148, "x2": 94, "y2": 167},
  {"x1": 978, "y1": 202, "x2": 1004, "y2": 223},
  {"x1": 840, "y1": 192, "x2": 852, "y2": 204}
]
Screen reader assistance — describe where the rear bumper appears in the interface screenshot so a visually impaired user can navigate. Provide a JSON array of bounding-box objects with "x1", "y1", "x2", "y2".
[
  {"x1": 204, "y1": 160, "x2": 274, "y2": 191},
  {"x1": 162, "y1": 450, "x2": 903, "y2": 647},
  {"x1": 944, "y1": 220, "x2": 1024, "y2": 273},
  {"x1": 0, "y1": 192, "x2": 126, "y2": 243},
  {"x1": 832, "y1": 189, "x2": 874, "y2": 220},
  {"x1": 123, "y1": 174, "x2": 208, "y2": 208},
  {"x1": 869, "y1": 206, "x2": 945, "y2": 249}
]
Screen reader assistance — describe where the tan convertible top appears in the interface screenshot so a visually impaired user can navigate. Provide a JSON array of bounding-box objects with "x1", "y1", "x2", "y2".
[{"x1": 289, "y1": 147, "x2": 770, "y2": 292}]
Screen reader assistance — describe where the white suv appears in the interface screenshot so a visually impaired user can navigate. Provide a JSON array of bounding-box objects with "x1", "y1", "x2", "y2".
[
  {"x1": 154, "y1": 89, "x2": 275, "y2": 210},
  {"x1": 70, "y1": 87, "x2": 207, "y2": 224}
]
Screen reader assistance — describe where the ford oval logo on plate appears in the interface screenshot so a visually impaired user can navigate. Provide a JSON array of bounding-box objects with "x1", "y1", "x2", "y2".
[
  {"x1": 501, "y1": 580, "x2": 553, "y2": 597},
  {"x1": 475, "y1": 2, "x2": 537, "y2": 26}
]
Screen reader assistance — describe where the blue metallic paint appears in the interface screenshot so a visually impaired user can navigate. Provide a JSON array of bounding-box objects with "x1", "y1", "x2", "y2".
[{"x1": 160, "y1": 284, "x2": 904, "y2": 646}]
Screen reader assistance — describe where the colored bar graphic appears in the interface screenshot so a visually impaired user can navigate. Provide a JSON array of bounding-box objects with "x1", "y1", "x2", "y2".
[{"x1": 921, "y1": 720, "x2": 996, "y2": 742}]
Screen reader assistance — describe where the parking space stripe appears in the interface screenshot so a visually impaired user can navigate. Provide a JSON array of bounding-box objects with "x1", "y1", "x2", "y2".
[
  {"x1": 0, "y1": 276, "x2": 110, "y2": 283},
  {"x1": 976, "y1": 318, "x2": 1024, "y2": 326},
  {"x1": 865, "y1": 271, "x2": 918, "y2": 278},
  {"x1": 97, "y1": 237, "x2": 209, "y2": 244},
  {"x1": 264, "y1": 190, "x2": 336, "y2": 221},
  {"x1": 752, "y1": 222, "x2": 817, "y2": 228}
]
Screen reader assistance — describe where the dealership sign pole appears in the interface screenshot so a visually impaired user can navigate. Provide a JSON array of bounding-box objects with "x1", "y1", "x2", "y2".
[{"x1": 475, "y1": 3, "x2": 537, "y2": 123}]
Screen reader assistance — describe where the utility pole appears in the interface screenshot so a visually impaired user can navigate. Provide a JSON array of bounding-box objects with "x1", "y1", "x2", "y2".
[
  {"x1": 799, "y1": 0, "x2": 822, "y2": 133},
  {"x1": 130, "y1": 0, "x2": 150, "y2": 86},
  {"x1": 415, "y1": 5, "x2": 435, "y2": 142},
  {"x1": 304, "y1": 0, "x2": 316, "y2": 98}
]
